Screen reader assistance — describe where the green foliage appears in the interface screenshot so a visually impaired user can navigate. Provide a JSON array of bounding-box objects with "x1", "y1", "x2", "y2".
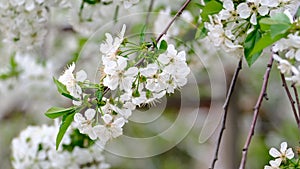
[
  {"x1": 159, "y1": 40, "x2": 168, "y2": 52},
  {"x1": 45, "y1": 106, "x2": 77, "y2": 119},
  {"x1": 63, "y1": 129, "x2": 94, "y2": 151},
  {"x1": 53, "y1": 77, "x2": 80, "y2": 101},
  {"x1": 0, "y1": 55, "x2": 22, "y2": 80},
  {"x1": 244, "y1": 27, "x2": 262, "y2": 66},
  {"x1": 83, "y1": 0, "x2": 100, "y2": 5},
  {"x1": 195, "y1": 0, "x2": 223, "y2": 39},
  {"x1": 244, "y1": 13, "x2": 292, "y2": 66},
  {"x1": 56, "y1": 111, "x2": 77, "y2": 150}
]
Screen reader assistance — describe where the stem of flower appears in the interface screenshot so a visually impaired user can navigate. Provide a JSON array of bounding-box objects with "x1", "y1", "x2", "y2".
[
  {"x1": 280, "y1": 74, "x2": 300, "y2": 128},
  {"x1": 239, "y1": 55, "x2": 274, "y2": 169},
  {"x1": 209, "y1": 58, "x2": 242, "y2": 169}
]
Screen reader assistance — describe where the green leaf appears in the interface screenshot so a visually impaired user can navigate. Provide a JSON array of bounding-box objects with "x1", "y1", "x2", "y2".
[
  {"x1": 195, "y1": 23, "x2": 208, "y2": 39},
  {"x1": 259, "y1": 13, "x2": 292, "y2": 38},
  {"x1": 244, "y1": 28, "x2": 262, "y2": 66},
  {"x1": 83, "y1": 0, "x2": 100, "y2": 5},
  {"x1": 56, "y1": 112, "x2": 76, "y2": 150},
  {"x1": 159, "y1": 40, "x2": 168, "y2": 52},
  {"x1": 53, "y1": 77, "x2": 80, "y2": 101},
  {"x1": 45, "y1": 106, "x2": 76, "y2": 119},
  {"x1": 200, "y1": 0, "x2": 223, "y2": 22},
  {"x1": 250, "y1": 31, "x2": 287, "y2": 56},
  {"x1": 296, "y1": 6, "x2": 300, "y2": 18}
]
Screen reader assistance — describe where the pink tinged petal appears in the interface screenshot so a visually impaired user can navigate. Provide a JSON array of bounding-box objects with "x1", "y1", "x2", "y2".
[
  {"x1": 258, "y1": 6, "x2": 269, "y2": 16},
  {"x1": 280, "y1": 142, "x2": 288, "y2": 153},
  {"x1": 270, "y1": 158, "x2": 282, "y2": 167},
  {"x1": 237, "y1": 3, "x2": 251, "y2": 18},
  {"x1": 74, "y1": 113, "x2": 85, "y2": 123},
  {"x1": 76, "y1": 70, "x2": 87, "y2": 82},
  {"x1": 250, "y1": 13, "x2": 257, "y2": 25},
  {"x1": 102, "y1": 114, "x2": 113, "y2": 124},
  {"x1": 286, "y1": 148, "x2": 295, "y2": 159},
  {"x1": 269, "y1": 148, "x2": 281, "y2": 158},
  {"x1": 85, "y1": 109, "x2": 96, "y2": 120}
]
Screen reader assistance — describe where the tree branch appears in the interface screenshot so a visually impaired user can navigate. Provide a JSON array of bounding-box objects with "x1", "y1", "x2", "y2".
[
  {"x1": 239, "y1": 55, "x2": 274, "y2": 169},
  {"x1": 155, "y1": 0, "x2": 192, "y2": 42},
  {"x1": 209, "y1": 58, "x2": 242, "y2": 169},
  {"x1": 292, "y1": 83, "x2": 300, "y2": 120},
  {"x1": 280, "y1": 74, "x2": 300, "y2": 127}
]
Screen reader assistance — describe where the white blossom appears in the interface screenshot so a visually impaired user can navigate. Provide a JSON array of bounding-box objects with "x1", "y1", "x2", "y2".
[
  {"x1": 74, "y1": 109, "x2": 97, "y2": 140},
  {"x1": 269, "y1": 142, "x2": 294, "y2": 164}
]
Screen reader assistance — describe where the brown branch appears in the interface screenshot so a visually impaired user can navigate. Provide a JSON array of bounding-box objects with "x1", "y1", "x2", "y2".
[
  {"x1": 155, "y1": 0, "x2": 192, "y2": 42},
  {"x1": 239, "y1": 55, "x2": 274, "y2": 169},
  {"x1": 280, "y1": 73, "x2": 300, "y2": 127},
  {"x1": 292, "y1": 83, "x2": 300, "y2": 120},
  {"x1": 209, "y1": 58, "x2": 243, "y2": 169}
]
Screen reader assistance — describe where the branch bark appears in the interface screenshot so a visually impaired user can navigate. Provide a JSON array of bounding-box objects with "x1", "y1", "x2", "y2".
[
  {"x1": 239, "y1": 55, "x2": 274, "y2": 169},
  {"x1": 280, "y1": 73, "x2": 300, "y2": 127},
  {"x1": 209, "y1": 58, "x2": 243, "y2": 169}
]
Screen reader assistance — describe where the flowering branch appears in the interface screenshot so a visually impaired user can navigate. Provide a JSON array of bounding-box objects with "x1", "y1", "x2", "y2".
[
  {"x1": 210, "y1": 58, "x2": 242, "y2": 169},
  {"x1": 239, "y1": 55, "x2": 274, "y2": 169},
  {"x1": 280, "y1": 73, "x2": 300, "y2": 127},
  {"x1": 136, "y1": 0, "x2": 192, "y2": 67}
]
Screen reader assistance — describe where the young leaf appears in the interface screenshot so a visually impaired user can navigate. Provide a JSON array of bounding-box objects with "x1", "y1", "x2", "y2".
[
  {"x1": 244, "y1": 28, "x2": 262, "y2": 66},
  {"x1": 259, "y1": 13, "x2": 292, "y2": 38},
  {"x1": 159, "y1": 40, "x2": 168, "y2": 52},
  {"x1": 195, "y1": 23, "x2": 208, "y2": 39},
  {"x1": 53, "y1": 77, "x2": 80, "y2": 101},
  {"x1": 250, "y1": 31, "x2": 287, "y2": 56},
  {"x1": 56, "y1": 112, "x2": 76, "y2": 150},
  {"x1": 200, "y1": 0, "x2": 223, "y2": 22},
  {"x1": 45, "y1": 106, "x2": 76, "y2": 119}
]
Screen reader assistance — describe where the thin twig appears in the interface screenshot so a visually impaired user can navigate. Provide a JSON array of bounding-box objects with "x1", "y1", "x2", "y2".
[
  {"x1": 145, "y1": 0, "x2": 155, "y2": 27},
  {"x1": 239, "y1": 55, "x2": 274, "y2": 169},
  {"x1": 280, "y1": 74, "x2": 300, "y2": 127},
  {"x1": 155, "y1": 0, "x2": 192, "y2": 42},
  {"x1": 105, "y1": 0, "x2": 192, "y2": 95},
  {"x1": 135, "y1": 0, "x2": 192, "y2": 67},
  {"x1": 209, "y1": 58, "x2": 243, "y2": 169},
  {"x1": 292, "y1": 83, "x2": 300, "y2": 120}
]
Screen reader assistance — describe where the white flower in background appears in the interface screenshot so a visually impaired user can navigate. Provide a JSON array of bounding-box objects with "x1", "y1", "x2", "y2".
[
  {"x1": 94, "y1": 115, "x2": 126, "y2": 145},
  {"x1": 269, "y1": 142, "x2": 294, "y2": 164},
  {"x1": 264, "y1": 158, "x2": 281, "y2": 169},
  {"x1": 74, "y1": 109, "x2": 97, "y2": 140},
  {"x1": 11, "y1": 124, "x2": 110, "y2": 169},
  {"x1": 237, "y1": 0, "x2": 270, "y2": 25},
  {"x1": 58, "y1": 63, "x2": 87, "y2": 99},
  {"x1": 100, "y1": 24, "x2": 126, "y2": 57},
  {"x1": 0, "y1": 0, "x2": 49, "y2": 51}
]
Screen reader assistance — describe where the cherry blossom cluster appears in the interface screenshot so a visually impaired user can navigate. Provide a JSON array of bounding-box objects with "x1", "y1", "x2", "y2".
[
  {"x1": 264, "y1": 142, "x2": 295, "y2": 169},
  {"x1": 272, "y1": 27, "x2": 300, "y2": 84},
  {"x1": 205, "y1": 0, "x2": 300, "y2": 57},
  {"x1": 57, "y1": 24, "x2": 190, "y2": 146},
  {"x1": 11, "y1": 124, "x2": 110, "y2": 169},
  {"x1": 0, "y1": 0, "x2": 51, "y2": 51}
]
